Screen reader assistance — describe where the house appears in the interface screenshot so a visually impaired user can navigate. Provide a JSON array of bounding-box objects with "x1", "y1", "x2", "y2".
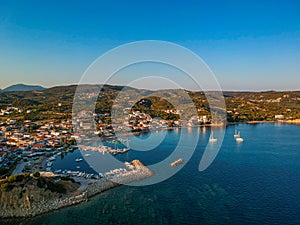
[
  {"x1": 32, "y1": 143, "x2": 46, "y2": 150},
  {"x1": 80, "y1": 121, "x2": 92, "y2": 129},
  {"x1": 6, "y1": 139, "x2": 17, "y2": 146},
  {"x1": 275, "y1": 115, "x2": 284, "y2": 120}
]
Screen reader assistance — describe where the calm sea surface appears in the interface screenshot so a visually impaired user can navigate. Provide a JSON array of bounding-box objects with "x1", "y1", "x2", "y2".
[{"x1": 3, "y1": 123, "x2": 300, "y2": 225}]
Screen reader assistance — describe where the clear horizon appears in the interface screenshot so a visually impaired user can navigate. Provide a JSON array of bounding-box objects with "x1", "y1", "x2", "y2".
[{"x1": 1, "y1": 1, "x2": 300, "y2": 91}]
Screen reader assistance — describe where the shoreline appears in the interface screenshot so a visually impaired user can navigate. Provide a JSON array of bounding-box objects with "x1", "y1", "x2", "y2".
[
  {"x1": 78, "y1": 119, "x2": 299, "y2": 143},
  {"x1": 0, "y1": 160, "x2": 154, "y2": 219},
  {"x1": 226, "y1": 120, "x2": 275, "y2": 125},
  {"x1": 93, "y1": 120, "x2": 295, "y2": 142},
  {"x1": 2, "y1": 120, "x2": 297, "y2": 219}
]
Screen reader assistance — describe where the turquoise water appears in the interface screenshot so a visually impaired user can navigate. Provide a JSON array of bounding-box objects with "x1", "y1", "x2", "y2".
[{"x1": 3, "y1": 123, "x2": 300, "y2": 225}]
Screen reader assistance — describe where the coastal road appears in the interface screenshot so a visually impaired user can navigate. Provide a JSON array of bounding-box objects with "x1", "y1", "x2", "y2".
[{"x1": 12, "y1": 162, "x2": 26, "y2": 175}]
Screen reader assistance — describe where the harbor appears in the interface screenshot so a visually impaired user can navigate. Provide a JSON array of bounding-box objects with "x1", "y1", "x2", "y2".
[{"x1": 42, "y1": 140, "x2": 131, "y2": 176}]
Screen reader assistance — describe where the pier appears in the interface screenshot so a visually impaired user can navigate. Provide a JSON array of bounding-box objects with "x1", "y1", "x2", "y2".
[{"x1": 78, "y1": 144, "x2": 130, "y2": 155}]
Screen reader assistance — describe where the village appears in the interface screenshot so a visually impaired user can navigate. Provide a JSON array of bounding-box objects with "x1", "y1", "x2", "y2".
[{"x1": 0, "y1": 104, "x2": 213, "y2": 179}]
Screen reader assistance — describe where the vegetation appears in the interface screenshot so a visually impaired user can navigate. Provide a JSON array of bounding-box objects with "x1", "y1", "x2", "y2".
[
  {"x1": 1, "y1": 85, "x2": 300, "y2": 124},
  {"x1": 0, "y1": 173, "x2": 77, "y2": 194},
  {"x1": 0, "y1": 173, "x2": 30, "y2": 192},
  {"x1": 0, "y1": 161, "x2": 18, "y2": 179},
  {"x1": 32, "y1": 172, "x2": 40, "y2": 178},
  {"x1": 36, "y1": 176, "x2": 67, "y2": 194}
]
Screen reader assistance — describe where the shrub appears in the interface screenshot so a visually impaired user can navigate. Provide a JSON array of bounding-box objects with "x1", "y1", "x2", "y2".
[
  {"x1": 37, "y1": 176, "x2": 46, "y2": 188},
  {"x1": 24, "y1": 172, "x2": 31, "y2": 178},
  {"x1": 60, "y1": 176, "x2": 75, "y2": 183},
  {"x1": 7, "y1": 174, "x2": 20, "y2": 183},
  {"x1": 0, "y1": 168, "x2": 9, "y2": 176},
  {"x1": 46, "y1": 181, "x2": 66, "y2": 194},
  {"x1": 0, "y1": 183, "x2": 13, "y2": 192},
  {"x1": 32, "y1": 172, "x2": 40, "y2": 178}
]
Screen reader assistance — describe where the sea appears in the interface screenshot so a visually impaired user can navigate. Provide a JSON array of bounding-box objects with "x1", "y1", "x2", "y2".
[{"x1": 3, "y1": 123, "x2": 300, "y2": 225}]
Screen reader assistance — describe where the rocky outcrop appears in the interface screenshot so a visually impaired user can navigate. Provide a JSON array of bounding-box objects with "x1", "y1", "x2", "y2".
[
  {"x1": 0, "y1": 175, "x2": 81, "y2": 218},
  {"x1": 0, "y1": 160, "x2": 154, "y2": 218}
]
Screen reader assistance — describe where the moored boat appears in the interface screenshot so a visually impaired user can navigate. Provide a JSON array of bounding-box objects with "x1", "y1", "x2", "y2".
[
  {"x1": 236, "y1": 137, "x2": 244, "y2": 142},
  {"x1": 234, "y1": 130, "x2": 240, "y2": 138},
  {"x1": 209, "y1": 131, "x2": 217, "y2": 143},
  {"x1": 234, "y1": 131, "x2": 244, "y2": 142}
]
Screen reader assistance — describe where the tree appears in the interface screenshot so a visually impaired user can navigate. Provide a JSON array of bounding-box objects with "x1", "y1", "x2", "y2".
[{"x1": 32, "y1": 172, "x2": 40, "y2": 178}]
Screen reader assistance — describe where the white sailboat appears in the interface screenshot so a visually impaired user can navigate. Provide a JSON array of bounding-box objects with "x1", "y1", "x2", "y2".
[
  {"x1": 234, "y1": 130, "x2": 240, "y2": 138},
  {"x1": 235, "y1": 131, "x2": 244, "y2": 142},
  {"x1": 209, "y1": 131, "x2": 218, "y2": 143}
]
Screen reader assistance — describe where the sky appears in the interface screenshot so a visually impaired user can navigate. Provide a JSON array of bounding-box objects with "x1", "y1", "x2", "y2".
[{"x1": 0, "y1": 0, "x2": 300, "y2": 91}]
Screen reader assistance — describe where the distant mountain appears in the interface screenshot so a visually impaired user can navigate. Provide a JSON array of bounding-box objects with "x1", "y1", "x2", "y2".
[{"x1": 3, "y1": 84, "x2": 46, "y2": 92}]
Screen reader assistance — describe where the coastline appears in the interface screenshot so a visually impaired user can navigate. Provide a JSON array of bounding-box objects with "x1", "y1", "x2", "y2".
[
  {"x1": 282, "y1": 119, "x2": 300, "y2": 124},
  {"x1": 0, "y1": 160, "x2": 154, "y2": 219},
  {"x1": 226, "y1": 120, "x2": 275, "y2": 126},
  {"x1": 2, "y1": 120, "x2": 297, "y2": 219},
  {"x1": 94, "y1": 119, "x2": 299, "y2": 141}
]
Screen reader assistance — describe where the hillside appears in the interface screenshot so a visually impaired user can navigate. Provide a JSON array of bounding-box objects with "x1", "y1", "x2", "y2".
[
  {"x1": 0, "y1": 84, "x2": 299, "y2": 122},
  {"x1": 0, "y1": 173, "x2": 80, "y2": 218}
]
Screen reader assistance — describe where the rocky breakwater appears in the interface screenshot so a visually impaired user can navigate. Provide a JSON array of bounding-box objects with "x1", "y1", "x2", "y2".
[{"x1": 86, "y1": 160, "x2": 154, "y2": 197}]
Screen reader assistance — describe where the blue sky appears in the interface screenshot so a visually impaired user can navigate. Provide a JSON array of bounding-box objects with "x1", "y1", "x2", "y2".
[{"x1": 0, "y1": 0, "x2": 300, "y2": 90}]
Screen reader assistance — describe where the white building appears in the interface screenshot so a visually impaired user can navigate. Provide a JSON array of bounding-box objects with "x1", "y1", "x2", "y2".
[{"x1": 275, "y1": 115, "x2": 284, "y2": 120}]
